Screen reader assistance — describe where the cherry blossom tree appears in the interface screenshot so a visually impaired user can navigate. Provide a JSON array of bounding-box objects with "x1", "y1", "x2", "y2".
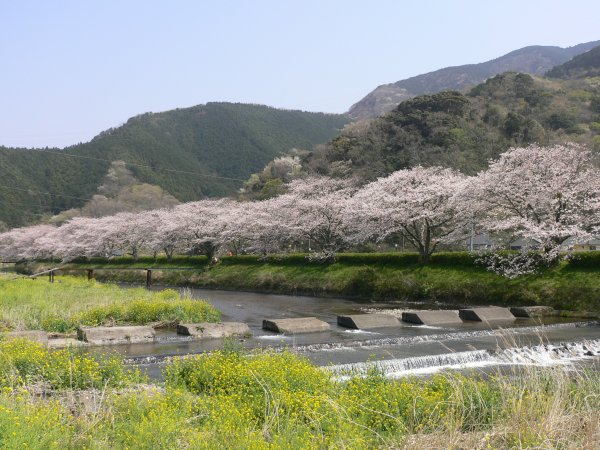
[
  {"x1": 144, "y1": 208, "x2": 184, "y2": 261},
  {"x1": 281, "y1": 176, "x2": 358, "y2": 260},
  {"x1": 223, "y1": 197, "x2": 289, "y2": 255},
  {"x1": 0, "y1": 224, "x2": 57, "y2": 261},
  {"x1": 463, "y1": 143, "x2": 600, "y2": 261},
  {"x1": 353, "y1": 166, "x2": 468, "y2": 263},
  {"x1": 169, "y1": 199, "x2": 239, "y2": 260}
]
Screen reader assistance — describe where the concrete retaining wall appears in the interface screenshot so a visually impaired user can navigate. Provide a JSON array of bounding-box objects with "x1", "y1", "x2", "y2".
[{"x1": 263, "y1": 317, "x2": 330, "y2": 334}]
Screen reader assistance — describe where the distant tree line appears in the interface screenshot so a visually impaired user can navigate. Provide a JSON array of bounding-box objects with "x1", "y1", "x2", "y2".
[{"x1": 1, "y1": 143, "x2": 598, "y2": 278}]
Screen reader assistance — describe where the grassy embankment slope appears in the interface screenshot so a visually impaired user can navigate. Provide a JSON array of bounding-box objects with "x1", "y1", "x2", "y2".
[{"x1": 20, "y1": 252, "x2": 600, "y2": 312}]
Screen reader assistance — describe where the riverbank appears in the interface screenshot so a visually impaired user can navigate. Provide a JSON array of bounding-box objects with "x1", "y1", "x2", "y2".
[
  {"x1": 15, "y1": 252, "x2": 600, "y2": 312},
  {"x1": 1, "y1": 338, "x2": 599, "y2": 449},
  {"x1": 0, "y1": 275, "x2": 220, "y2": 333}
]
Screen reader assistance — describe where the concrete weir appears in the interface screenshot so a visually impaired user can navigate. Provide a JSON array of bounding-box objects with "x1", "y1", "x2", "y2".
[
  {"x1": 510, "y1": 306, "x2": 555, "y2": 318},
  {"x1": 263, "y1": 317, "x2": 330, "y2": 334},
  {"x1": 177, "y1": 322, "x2": 251, "y2": 339},
  {"x1": 459, "y1": 307, "x2": 515, "y2": 322},
  {"x1": 337, "y1": 314, "x2": 400, "y2": 329},
  {"x1": 77, "y1": 326, "x2": 156, "y2": 345},
  {"x1": 6, "y1": 330, "x2": 49, "y2": 345},
  {"x1": 402, "y1": 310, "x2": 462, "y2": 326}
]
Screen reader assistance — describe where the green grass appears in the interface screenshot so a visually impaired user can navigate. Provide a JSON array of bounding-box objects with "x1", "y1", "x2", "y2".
[
  {"x1": 0, "y1": 275, "x2": 220, "y2": 332},
  {"x1": 98, "y1": 262, "x2": 600, "y2": 311},
  {"x1": 41, "y1": 255, "x2": 598, "y2": 312},
  {"x1": 0, "y1": 344, "x2": 597, "y2": 448}
]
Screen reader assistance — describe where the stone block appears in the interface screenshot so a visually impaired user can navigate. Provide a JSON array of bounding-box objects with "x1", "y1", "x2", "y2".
[
  {"x1": 510, "y1": 306, "x2": 555, "y2": 318},
  {"x1": 402, "y1": 310, "x2": 462, "y2": 326},
  {"x1": 48, "y1": 338, "x2": 88, "y2": 348},
  {"x1": 77, "y1": 326, "x2": 155, "y2": 345},
  {"x1": 459, "y1": 307, "x2": 515, "y2": 322},
  {"x1": 262, "y1": 317, "x2": 330, "y2": 334},
  {"x1": 337, "y1": 313, "x2": 400, "y2": 329},
  {"x1": 177, "y1": 322, "x2": 251, "y2": 339},
  {"x1": 6, "y1": 330, "x2": 48, "y2": 345}
]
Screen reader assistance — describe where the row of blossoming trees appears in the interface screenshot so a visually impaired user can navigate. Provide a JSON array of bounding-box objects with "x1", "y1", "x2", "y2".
[{"x1": 1, "y1": 144, "x2": 599, "y2": 273}]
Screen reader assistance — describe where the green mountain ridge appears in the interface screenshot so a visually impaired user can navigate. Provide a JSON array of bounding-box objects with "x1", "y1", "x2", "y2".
[
  {"x1": 348, "y1": 40, "x2": 600, "y2": 120},
  {"x1": 547, "y1": 45, "x2": 600, "y2": 79},
  {"x1": 306, "y1": 71, "x2": 600, "y2": 180},
  {"x1": 0, "y1": 102, "x2": 349, "y2": 226}
]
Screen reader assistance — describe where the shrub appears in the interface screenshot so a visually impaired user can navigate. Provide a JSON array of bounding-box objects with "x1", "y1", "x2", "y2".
[{"x1": 567, "y1": 251, "x2": 600, "y2": 268}]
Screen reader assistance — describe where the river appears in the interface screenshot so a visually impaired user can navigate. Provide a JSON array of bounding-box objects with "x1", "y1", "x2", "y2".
[{"x1": 84, "y1": 287, "x2": 600, "y2": 379}]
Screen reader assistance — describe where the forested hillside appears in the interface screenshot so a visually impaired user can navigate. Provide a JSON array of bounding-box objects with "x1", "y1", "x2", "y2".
[
  {"x1": 349, "y1": 40, "x2": 600, "y2": 120},
  {"x1": 0, "y1": 103, "x2": 349, "y2": 226},
  {"x1": 546, "y1": 44, "x2": 600, "y2": 79},
  {"x1": 303, "y1": 72, "x2": 600, "y2": 180}
]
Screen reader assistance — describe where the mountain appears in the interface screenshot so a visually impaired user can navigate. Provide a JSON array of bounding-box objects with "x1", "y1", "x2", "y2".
[
  {"x1": 306, "y1": 72, "x2": 600, "y2": 180},
  {"x1": 0, "y1": 103, "x2": 349, "y2": 227},
  {"x1": 348, "y1": 40, "x2": 600, "y2": 120},
  {"x1": 546, "y1": 44, "x2": 600, "y2": 79}
]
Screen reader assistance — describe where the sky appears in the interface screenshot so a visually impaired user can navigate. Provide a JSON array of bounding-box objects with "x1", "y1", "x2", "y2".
[{"x1": 1, "y1": 0, "x2": 599, "y2": 149}]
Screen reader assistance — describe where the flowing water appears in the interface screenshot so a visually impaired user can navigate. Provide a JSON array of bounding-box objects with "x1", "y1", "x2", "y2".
[{"x1": 82, "y1": 287, "x2": 600, "y2": 380}]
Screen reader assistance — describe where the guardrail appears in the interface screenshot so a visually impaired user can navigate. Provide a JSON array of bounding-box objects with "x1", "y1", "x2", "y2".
[{"x1": 26, "y1": 266, "x2": 203, "y2": 288}]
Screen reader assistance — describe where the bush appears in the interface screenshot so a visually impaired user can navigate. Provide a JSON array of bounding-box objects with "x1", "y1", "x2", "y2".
[
  {"x1": 219, "y1": 252, "x2": 477, "y2": 268},
  {"x1": 336, "y1": 253, "x2": 421, "y2": 266},
  {"x1": 567, "y1": 251, "x2": 600, "y2": 268},
  {"x1": 429, "y1": 252, "x2": 477, "y2": 267}
]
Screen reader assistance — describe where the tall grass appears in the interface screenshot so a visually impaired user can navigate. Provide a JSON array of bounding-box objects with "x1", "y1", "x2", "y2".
[
  {"x1": 0, "y1": 341, "x2": 597, "y2": 448},
  {"x1": 0, "y1": 275, "x2": 220, "y2": 332}
]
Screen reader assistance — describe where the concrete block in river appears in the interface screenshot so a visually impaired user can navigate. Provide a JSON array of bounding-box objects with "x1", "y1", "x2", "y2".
[
  {"x1": 402, "y1": 310, "x2": 462, "y2": 326},
  {"x1": 6, "y1": 330, "x2": 49, "y2": 345},
  {"x1": 48, "y1": 338, "x2": 89, "y2": 348},
  {"x1": 510, "y1": 306, "x2": 555, "y2": 318},
  {"x1": 459, "y1": 307, "x2": 515, "y2": 322},
  {"x1": 262, "y1": 317, "x2": 330, "y2": 334},
  {"x1": 177, "y1": 322, "x2": 251, "y2": 339},
  {"x1": 337, "y1": 313, "x2": 400, "y2": 329},
  {"x1": 77, "y1": 326, "x2": 156, "y2": 345}
]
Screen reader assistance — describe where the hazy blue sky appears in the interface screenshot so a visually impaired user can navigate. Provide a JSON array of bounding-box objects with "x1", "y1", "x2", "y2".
[{"x1": 2, "y1": 0, "x2": 599, "y2": 148}]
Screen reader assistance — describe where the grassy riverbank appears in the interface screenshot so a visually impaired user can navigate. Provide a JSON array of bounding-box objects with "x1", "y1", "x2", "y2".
[
  {"x1": 0, "y1": 339, "x2": 598, "y2": 449},
  {"x1": 0, "y1": 275, "x2": 220, "y2": 332},
  {"x1": 19, "y1": 252, "x2": 600, "y2": 312}
]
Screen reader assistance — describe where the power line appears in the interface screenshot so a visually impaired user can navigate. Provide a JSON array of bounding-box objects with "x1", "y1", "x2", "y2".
[
  {"x1": 0, "y1": 196, "x2": 63, "y2": 214},
  {"x1": 0, "y1": 185, "x2": 93, "y2": 202},
  {"x1": 2, "y1": 147, "x2": 246, "y2": 182}
]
